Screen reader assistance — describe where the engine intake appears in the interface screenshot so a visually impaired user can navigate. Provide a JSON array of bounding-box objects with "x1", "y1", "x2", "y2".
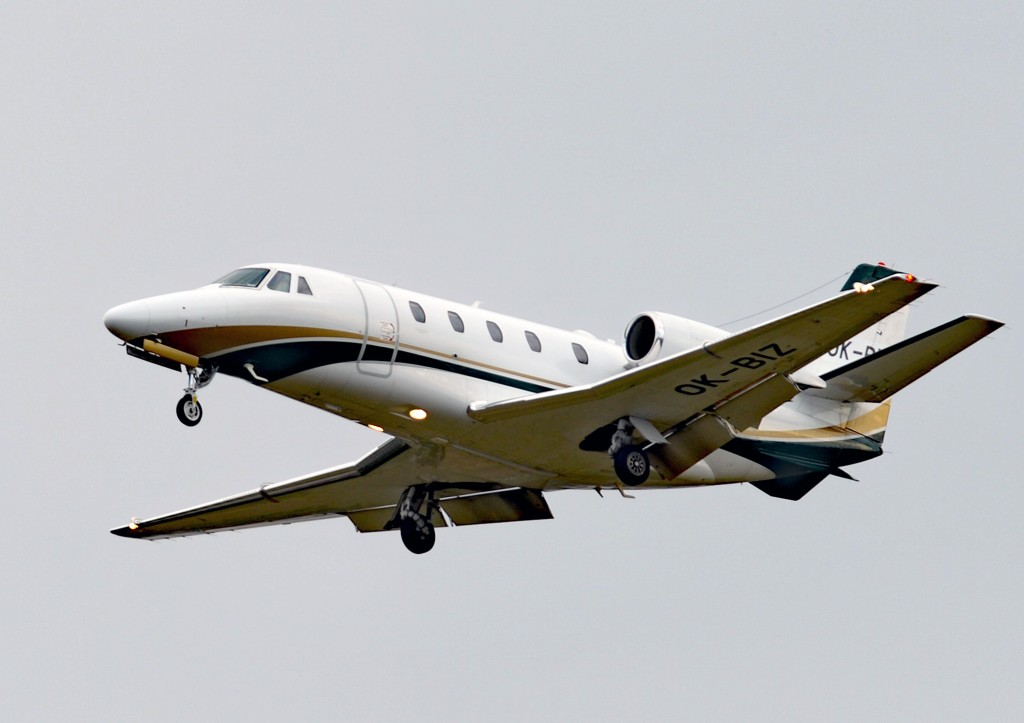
[{"x1": 623, "y1": 312, "x2": 729, "y2": 365}]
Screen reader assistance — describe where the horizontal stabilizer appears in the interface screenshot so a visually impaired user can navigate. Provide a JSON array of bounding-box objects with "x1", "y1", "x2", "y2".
[{"x1": 808, "y1": 315, "x2": 1004, "y2": 403}]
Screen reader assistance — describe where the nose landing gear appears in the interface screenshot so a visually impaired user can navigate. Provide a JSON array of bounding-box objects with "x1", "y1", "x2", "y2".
[{"x1": 176, "y1": 366, "x2": 216, "y2": 427}]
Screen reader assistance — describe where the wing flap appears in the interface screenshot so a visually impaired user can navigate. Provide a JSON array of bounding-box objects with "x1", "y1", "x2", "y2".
[
  {"x1": 809, "y1": 315, "x2": 1004, "y2": 403},
  {"x1": 440, "y1": 488, "x2": 553, "y2": 526},
  {"x1": 347, "y1": 506, "x2": 448, "y2": 533},
  {"x1": 653, "y1": 374, "x2": 801, "y2": 477}
]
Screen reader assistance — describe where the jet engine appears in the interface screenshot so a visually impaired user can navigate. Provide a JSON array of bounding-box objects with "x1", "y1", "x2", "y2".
[{"x1": 622, "y1": 312, "x2": 729, "y2": 366}]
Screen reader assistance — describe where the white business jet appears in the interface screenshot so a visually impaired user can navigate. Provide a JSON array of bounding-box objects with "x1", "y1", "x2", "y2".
[{"x1": 103, "y1": 262, "x2": 1001, "y2": 554}]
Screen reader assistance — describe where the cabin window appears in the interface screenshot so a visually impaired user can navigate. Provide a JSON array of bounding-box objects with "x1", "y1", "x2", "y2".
[
  {"x1": 525, "y1": 330, "x2": 542, "y2": 352},
  {"x1": 572, "y1": 342, "x2": 589, "y2": 364},
  {"x1": 216, "y1": 268, "x2": 269, "y2": 288},
  {"x1": 486, "y1": 321, "x2": 503, "y2": 342},
  {"x1": 297, "y1": 276, "x2": 313, "y2": 295},
  {"x1": 267, "y1": 271, "x2": 292, "y2": 292},
  {"x1": 448, "y1": 311, "x2": 465, "y2": 333},
  {"x1": 409, "y1": 301, "x2": 426, "y2": 323}
]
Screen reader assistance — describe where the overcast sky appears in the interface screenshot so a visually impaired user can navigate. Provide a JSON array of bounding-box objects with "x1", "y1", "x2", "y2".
[{"x1": 2, "y1": 2, "x2": 1020, "y2": 721}]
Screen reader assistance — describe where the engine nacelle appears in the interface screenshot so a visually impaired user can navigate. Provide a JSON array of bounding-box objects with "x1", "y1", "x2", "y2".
[{"x1": 623, "y1": 312, "x2": 730, "y2": 366}]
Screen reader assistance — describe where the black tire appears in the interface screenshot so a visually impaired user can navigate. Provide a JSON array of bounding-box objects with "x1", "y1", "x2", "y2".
[
  {"x1": 614, "y1": 445, "x2": 649, "y2": 486},
  {"x1": 176, "y1": 395, "x2": 203, "y2": 427},
  {"x1": 400, "y1": 516, "x2": 436, "y2": 554}
]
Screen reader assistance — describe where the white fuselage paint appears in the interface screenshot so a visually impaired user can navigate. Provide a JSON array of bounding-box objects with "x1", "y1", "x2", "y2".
[{"x1": 105, "y1": 263, "x2": 876, "y2": 490}]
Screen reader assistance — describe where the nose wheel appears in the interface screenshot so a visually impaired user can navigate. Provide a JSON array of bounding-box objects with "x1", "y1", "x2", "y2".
[{"x1": 176, "y1": 395, "x2": 203, "y2": 426}]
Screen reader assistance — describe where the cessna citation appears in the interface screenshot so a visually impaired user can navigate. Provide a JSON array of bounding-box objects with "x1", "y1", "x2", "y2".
[{"x1": 103, "y1": 262, "x2": 1002, "y2": 554}]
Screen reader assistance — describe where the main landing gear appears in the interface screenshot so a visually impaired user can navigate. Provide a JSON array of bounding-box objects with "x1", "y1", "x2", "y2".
[
  {"x1": 609, "y1": 419, "x2": 650, "y2": 487},
  {"x1": 393, "y1": 485, "x2": 438, "y2": 554},
  {"x1": 175, "y1": 366, "x2": 216, "y2": 427}
]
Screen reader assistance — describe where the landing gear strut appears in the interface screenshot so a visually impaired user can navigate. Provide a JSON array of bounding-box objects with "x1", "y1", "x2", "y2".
[
  {"x1": 608, "y1": 419, "x2": 650, "y2": 486},
  {"x1": 176, "y1": 365, "x2": 216, "y2": 427},
  {"x1": 394, "y1": 485, "x2": 438, "y2": 554}
]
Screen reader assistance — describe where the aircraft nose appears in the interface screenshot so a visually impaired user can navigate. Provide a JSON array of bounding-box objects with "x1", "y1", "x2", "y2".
[{"x1": 103, "y1": 300, "x2": 151, "y2": 341}]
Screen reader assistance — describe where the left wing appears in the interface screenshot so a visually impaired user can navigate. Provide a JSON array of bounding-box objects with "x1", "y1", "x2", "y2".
[{"x1": 111, "y1": 438, "x2": 553, "y2": 540}]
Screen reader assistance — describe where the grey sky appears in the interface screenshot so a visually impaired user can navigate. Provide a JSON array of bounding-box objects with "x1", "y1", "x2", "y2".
[{"x1": 2, "y1": 2, "x2": 1020, "y2": 720}]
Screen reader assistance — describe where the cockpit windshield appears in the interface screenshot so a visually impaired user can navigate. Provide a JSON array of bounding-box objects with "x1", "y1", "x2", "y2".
[{"x1": 215, "y1": 268, "x2": 270, "y2": 288}]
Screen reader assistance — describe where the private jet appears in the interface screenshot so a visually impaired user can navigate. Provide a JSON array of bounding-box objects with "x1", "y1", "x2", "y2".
[{"x1": 103, "y1": 262, "x2": 1002, "y2": 553}]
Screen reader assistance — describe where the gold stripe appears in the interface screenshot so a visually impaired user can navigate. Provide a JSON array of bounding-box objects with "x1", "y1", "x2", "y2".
[{"x1": 160, "y1": 326, "x2": 361, "y2": 357}]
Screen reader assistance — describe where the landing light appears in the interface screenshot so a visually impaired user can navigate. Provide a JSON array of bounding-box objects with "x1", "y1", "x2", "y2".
[
  {"x1": 128, "y1": 518, "x2": 140, "y2": 531},
  {"x1": 408, "y1": 408, "x2": 429, "y2": 421},
  {"x1": 367, "y1": 424, "x2": 385, "y2": 433}
]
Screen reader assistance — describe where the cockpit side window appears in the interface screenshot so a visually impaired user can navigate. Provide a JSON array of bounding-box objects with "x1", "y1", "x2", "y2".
[
  {"x1": 268, "y1": 271, "x2": 292, "y2": 292},
  {"x1": 216, "y1": 268, "x2": 270, "y2": 288},
  {"x1": 297, "y1": 276, "x2": 313, "y2": 295}
]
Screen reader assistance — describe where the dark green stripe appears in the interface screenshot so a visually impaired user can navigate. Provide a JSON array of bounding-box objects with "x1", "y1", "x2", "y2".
[
  {"x1": 209, "y1": 339, "x2": 554, "y2": 393},
  {"x1": 723, "y1": 435, "x2": 882, "y2": 477}
]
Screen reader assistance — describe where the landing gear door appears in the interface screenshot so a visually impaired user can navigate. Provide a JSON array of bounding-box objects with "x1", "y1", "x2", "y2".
[{"x1": 355, "y1": 280, "x2": 399, "y2": 377}]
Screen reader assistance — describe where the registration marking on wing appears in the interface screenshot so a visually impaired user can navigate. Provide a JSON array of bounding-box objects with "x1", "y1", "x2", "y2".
[{"x1": 675, "y1": 342, "x2": 798, "y2": 396}]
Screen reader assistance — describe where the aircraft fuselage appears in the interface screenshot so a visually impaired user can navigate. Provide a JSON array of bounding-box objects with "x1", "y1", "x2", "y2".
[{"x1": 103, "y1": 263, "x2": 888, "y2": 491}]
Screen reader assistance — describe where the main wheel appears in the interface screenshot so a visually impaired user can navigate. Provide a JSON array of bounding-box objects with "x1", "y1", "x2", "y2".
[
  {"x1": 400, "y1": 516, "x2": 436, "y2": 554},
  {"x1": 613, "y1": 445, "x2": 650, "y2": 486},
  {"x1": 176, "y1": 395, "x2": 203, "y2": 427}
]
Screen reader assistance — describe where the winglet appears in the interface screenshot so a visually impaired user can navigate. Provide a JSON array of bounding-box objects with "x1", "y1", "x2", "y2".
[{"x1": 841, "y1": 263, "x2": 909, "y2": 292}]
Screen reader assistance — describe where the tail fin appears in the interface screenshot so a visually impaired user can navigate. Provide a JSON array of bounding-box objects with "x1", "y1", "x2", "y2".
[
  {"x1": 804, "y1": 263, "x2": 912, "y2": 377},
  {"x1": 749, "y1": 269, "x2": 1003, "y2": 502}
]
